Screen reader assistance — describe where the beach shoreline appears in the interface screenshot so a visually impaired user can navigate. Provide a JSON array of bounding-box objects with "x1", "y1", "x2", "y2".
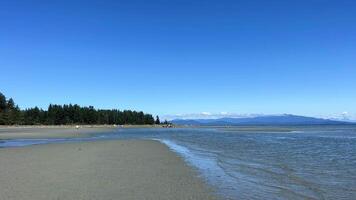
[
  {"x1": 0, "y1": 126, "x2": 116, "y2": 140},
  {"x1": 0, "y1": 125, "x2": 179, "y2": 140},
  {"x1": 0, "y1": 139, "x2": 216, "y2": 200}
]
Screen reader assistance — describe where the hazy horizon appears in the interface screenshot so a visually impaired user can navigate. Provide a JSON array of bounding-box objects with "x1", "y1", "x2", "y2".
[{"x1": 162, "y1": 112, "x2": 355, "y2": 122}]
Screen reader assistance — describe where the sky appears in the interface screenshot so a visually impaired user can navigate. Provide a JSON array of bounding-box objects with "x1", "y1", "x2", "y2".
[{"x1": 1, "y1": 0, "x2": 355, "y2": 120}]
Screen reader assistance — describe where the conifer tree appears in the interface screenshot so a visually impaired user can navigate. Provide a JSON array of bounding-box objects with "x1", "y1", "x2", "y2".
[
  {"x1": 155, "y1": 115, "x2": 160, "y2": 124},
  {"x1": 0, "y1": 92, "x2": 7, "y2": 124},
  {"x1": 0, "y1": 91, "x2": 156, "y2": 125}
]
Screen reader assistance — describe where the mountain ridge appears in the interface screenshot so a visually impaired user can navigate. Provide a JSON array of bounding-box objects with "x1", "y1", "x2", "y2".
[{"x1": 170, "y1": 114, "x2": 354, "y2": 126}]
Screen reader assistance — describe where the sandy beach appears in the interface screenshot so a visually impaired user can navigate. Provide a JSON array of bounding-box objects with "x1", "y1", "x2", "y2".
[
  {"x1": 0, "y1": 125, "x2": 178, "y2": 140},
  {"x1": 0, "y1": 139, "x2": 216, "y2": 200}
]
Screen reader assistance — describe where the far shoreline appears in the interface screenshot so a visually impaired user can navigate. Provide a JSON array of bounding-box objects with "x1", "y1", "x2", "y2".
[{"x1": 0, "y1": 124, "x2": 175, "y2": 128}]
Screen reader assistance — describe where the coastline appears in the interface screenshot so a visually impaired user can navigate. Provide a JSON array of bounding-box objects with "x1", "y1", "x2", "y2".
[
  {"x1": 0, "y1": 125, "x2": 179, "y2": 140},
  {"x1": 0, "y1": 139, "x2": 216, "y2": 200},
  {"x1": 0, "y1": 126, "x2": 116, "y2": 140}
]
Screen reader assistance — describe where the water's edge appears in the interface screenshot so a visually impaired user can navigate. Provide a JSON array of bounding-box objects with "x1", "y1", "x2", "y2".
[
  {"x1": 0, "y1": 137, "x2": 228, "y2": 198},
  {"x1": 1, "y1": 126, "x2": 356, "y2": 200}
]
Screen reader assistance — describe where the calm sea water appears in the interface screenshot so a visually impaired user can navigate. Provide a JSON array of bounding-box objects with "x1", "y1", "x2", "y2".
[{"x1": 1, "y1": 125, "x2": 356, "y2": 200}]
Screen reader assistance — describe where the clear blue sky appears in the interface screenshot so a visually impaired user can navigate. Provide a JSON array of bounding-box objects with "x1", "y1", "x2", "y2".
[{"x1": 1, "y1": 0, "x2": 355, "y2": 119}]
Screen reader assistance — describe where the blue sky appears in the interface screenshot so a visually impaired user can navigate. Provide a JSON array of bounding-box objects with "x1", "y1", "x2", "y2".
[{"x1": 1, "y1": 0, "x2": 355, "y2": 120}]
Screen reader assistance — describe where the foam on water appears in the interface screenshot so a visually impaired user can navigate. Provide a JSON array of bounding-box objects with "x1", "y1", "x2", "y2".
[{"x1": 158, "y1": 139, "x2": 240, "y2": 199}]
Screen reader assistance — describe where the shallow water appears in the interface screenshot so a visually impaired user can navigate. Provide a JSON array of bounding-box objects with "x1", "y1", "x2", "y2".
[{"x1": 1, "y1": 125, "x2": 356, "y2": 200}]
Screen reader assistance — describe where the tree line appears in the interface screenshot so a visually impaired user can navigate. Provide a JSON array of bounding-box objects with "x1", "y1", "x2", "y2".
[{"x1": 0, "y1": 92, "x2": 160, "y2": 125}]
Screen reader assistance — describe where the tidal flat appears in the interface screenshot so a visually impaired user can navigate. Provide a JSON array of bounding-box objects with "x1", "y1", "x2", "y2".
[{"x1": 0, "y1": 139, "x2": 216, "y2": 200}]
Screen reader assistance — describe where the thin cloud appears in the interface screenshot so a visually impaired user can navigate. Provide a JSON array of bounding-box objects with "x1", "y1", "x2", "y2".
[{"x1": 161, "y1": 112, "x2": 265, "y2": 120}]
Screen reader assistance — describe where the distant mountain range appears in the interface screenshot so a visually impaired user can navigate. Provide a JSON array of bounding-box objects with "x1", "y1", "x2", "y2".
[{"x1": 170, "y1": 114, "x2": 354, "y2": 126}]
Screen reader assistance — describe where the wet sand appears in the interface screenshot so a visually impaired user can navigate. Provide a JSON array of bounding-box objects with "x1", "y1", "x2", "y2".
[
  {"x1": 0, "y1": 126, "x2": 116, "y2": 139},
  {"x1": 0, "y1": 140, "x2": 216, "y2": 200}
]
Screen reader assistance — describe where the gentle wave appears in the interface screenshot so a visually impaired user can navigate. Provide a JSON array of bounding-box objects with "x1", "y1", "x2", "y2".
[{"x1": 157, "y1": 139, "x2": 241, "y2": 199}]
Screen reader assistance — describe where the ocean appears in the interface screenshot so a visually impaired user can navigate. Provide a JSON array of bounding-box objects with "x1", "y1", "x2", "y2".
[{"x1": 1, "y1": 125, "x2": 356, "y2": 199}]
